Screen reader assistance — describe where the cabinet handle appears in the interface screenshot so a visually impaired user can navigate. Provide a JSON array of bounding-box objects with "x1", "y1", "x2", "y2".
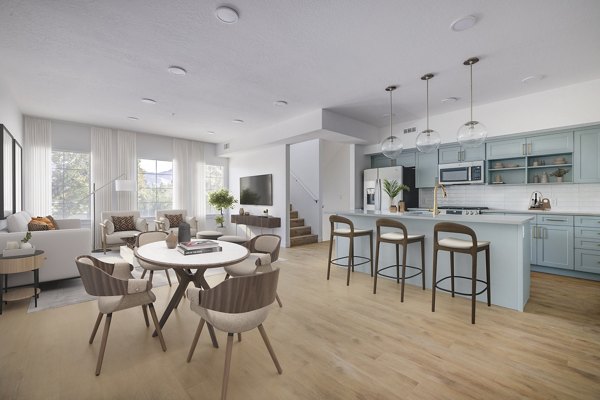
[
  {"x1": 532, "y1": 227, "x2": 536, "y2": 239},
  {"x1": 545, "y1": 219, "x2": 567, "y2": 222},
  {"x1": 528, "y1": 143, "x2": 532, "y2": 154},
  {"x1": 522, "y1": 144, "x2": 526, "y2": 155}
]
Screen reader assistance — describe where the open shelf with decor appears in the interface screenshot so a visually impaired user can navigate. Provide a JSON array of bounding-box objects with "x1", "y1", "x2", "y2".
[
  {"x1": 487, "y1": 157, "x2": 526, "y2": 185},
  {"x1": 487, "y1": 151, "x2": 573, "y2": 185}
]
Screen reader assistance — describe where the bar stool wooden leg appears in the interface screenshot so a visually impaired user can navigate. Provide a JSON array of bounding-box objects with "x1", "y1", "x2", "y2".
[
  {"x1": 450, "y1": 251, "x2": 455, "y2": 297},
  {"x1": 347, "y1": 237, "x2": 354, "y2": 286},
  {"x1": 369, "y1": 232, "x2": 374, "y2": 277},
  {"x1": 485, "y1": 247, "x2": 491, "y2": 306},
  {"x1": 400, "y1": 242, "x2": 407, "y2": 303},
  {"x1": 373, "y1": 239, "x2": 381, "y2": 294},
  {"x1": 471, "y1": 252, "x2": 477, "y2": 324},
  {"x1": 327, "y1": 233, "x2": 334, "y2": 280},
  {"x1": 420, "y1": 238, "x2": 426, "y2": 290},
  {"x1": 432, "y1": 249, "x2": 438, "y2": 312},
  {"x1": 395, "y1": 244, "x2": 400, "y2": 284}
]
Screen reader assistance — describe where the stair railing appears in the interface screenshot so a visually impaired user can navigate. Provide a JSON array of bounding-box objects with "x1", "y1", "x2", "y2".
[{"x1": 290, "y1": 171, "x2": 318, "y2": 203}]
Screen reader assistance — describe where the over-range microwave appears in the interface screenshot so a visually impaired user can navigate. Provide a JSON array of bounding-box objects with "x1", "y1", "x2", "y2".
[{"x1": 438, "y1": 161, "x2": 484, "y2": 185}]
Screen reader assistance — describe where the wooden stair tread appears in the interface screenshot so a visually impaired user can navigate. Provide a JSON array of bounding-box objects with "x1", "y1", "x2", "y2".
[{"x1": 290, "y1": 234, "x2": 318, "y2": 247}]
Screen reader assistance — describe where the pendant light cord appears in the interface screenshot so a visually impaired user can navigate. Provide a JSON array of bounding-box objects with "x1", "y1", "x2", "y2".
[
  {"x1": 389, "y1": 89, "x2": 393, "y2": 141},
  {"x1": 470, "y1": 62, "x2": 473, "y2": 123},
  {"x1": 426, "y1": 78, "x2": 430, "y2": 132}
]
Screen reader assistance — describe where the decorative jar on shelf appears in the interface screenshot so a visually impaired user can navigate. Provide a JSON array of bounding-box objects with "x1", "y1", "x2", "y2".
[{"x1": 541, "y1": 172, "x2": 549, "y2": 183}]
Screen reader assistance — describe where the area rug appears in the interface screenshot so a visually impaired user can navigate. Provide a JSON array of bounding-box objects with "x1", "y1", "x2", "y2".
[{"x1": 27, "y1": 253, "x2": 225, "y2": 313}]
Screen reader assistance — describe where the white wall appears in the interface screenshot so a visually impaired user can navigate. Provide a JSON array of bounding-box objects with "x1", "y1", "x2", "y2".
[
  {"x1": 0, "y1": 79, "x2": 22, "y2": 143},
  {"x1": 321, "y1": 140, "x2": 353, "y2": 239},
  {"x1": 228, "y1": 145, "x2": 288, "y2": 245},
  {"x1": 290, "y1": 140, "x2": 321, "y2": 239}
]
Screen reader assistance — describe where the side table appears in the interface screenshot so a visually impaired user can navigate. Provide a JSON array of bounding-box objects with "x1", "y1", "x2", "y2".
[{"x1": 0, "y1": 250, "x2": 45, "y2": 314}]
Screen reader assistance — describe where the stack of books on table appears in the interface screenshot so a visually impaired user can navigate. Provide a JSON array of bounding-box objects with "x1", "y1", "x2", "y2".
[{"x1": 177, "y1": 240, "x2": 222, "y2": 255}]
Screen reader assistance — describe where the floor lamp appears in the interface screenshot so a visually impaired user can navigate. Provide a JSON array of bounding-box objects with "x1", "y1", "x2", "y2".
[{"x1": 88, "y1": 173, "x2": 134, "y2": 252}]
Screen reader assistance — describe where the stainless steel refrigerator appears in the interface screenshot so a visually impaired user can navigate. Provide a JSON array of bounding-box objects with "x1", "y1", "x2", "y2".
[{"x1": 363, "y1": 166, "x2": 403, "y2": 211}]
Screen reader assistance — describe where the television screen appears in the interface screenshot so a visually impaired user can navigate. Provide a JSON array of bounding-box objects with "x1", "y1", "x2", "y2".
[{"x1": 240, "y1": 174, "x2": 273, "y2": 206}]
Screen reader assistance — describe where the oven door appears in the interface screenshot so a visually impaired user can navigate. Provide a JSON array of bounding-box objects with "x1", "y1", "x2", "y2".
[{"x1": 439, "y1": 166, "x2": 469, "y2": 185}]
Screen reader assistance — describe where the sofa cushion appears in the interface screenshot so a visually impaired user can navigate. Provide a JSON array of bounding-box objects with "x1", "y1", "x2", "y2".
[
  {"x1": 45, "y1": 215, "x2": 59, "y2": 230},
  {"x1": 28, "y1": 221, "x2": 50, "y2": 231},
  {"x1": 112, "y1": 215, "x2": 135, "y2": 232},
  {"x1": 7, "y1": 211, "x2": 31, "y2": 232},
  {"x1": 165, "y1": 213, "x2": 183, "y2": 228},
  {"x1": 29, "y1": 216, "x2": 57, "y2": 231}
]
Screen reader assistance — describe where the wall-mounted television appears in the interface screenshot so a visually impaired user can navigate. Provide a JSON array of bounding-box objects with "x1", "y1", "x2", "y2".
[{"x1": 240, "y1": 174, "x2": 273, "y2": 206}]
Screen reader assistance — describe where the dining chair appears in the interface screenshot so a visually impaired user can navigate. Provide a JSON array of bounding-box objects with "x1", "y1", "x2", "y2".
[
  {"x1": 75, "y1": 255, "x2": 167, "y2": 376},
  {"x1": 186, "y1": 266, "x2": 282, "y2": 400},
  {"x1": 223, "y1": 234, "x2": 283, "y2": 307},
  {"x1": 136, "y1": 231, "x2": 173, "y2": 286}
]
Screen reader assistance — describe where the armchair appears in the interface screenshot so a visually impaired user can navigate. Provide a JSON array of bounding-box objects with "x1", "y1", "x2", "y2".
[
  {"x1": 100, "y1": 211, "x2": 148, "y2": 254},
  {"x1": 155, "y1": 209, "x2": 198, "y2": 236}
]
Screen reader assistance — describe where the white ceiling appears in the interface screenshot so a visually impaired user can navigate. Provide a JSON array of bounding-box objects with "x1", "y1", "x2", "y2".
[{"x1": 1, "y1": 0, "x2": 599, "y2": 145}]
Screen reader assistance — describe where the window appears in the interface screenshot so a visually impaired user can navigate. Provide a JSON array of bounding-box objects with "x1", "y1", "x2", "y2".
[
  {"x1": 137, "y1": 159, "x2": 173, "y2": 218},
  {"x1": 51, "y1": 151, "x2": 90, "y2": 219},
  {"x1": 205, "y1": 164, "x2": 224, "y2": 214}
]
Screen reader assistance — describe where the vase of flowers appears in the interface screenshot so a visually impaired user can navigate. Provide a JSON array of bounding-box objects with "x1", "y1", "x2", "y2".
[{"x1": 550, "y1": 168, "x2": 569, "y2": 183}]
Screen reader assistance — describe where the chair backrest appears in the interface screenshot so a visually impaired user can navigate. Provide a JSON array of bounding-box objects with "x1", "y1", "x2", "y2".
[
  {"x1": 100, "y1": 210, "x2": 141, "y2": 221},
  {"x1": 137, "y1": 231, "x2": 168, "y2": 247},
  {"x1": 198, "y1": 267, "x2": 280, "y2": 314},
  {"x1": 433, "y1": 222, "x2": 478, "y2": 248},
  {"x1": 75, "y1": 255, "x2": 134, "y2": 297},
  {"x1": 248, "y1": 234, "x2": 281, "y2": 262},
  {"x1": 376, "y1": 218, "x2": 408, "y2": 239},
  {"x1": 329, "y1": 215, "x2": 354, "y2": 233},
  {"x1": 156, "y1": 209, "x2": 188, "y2": 219}
]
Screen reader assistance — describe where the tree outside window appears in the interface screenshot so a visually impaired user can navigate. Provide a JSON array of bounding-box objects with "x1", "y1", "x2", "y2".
[
  {"x1": 51, "y1": 151, "x2": 90, "y2": 219},
  {"x1": 137, "y1": 159, "x2": 173, "y2": 218}
]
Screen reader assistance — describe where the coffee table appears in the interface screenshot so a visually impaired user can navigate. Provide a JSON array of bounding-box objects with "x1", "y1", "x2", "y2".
[{"x1": 135, "y1": 240, "x2": 249, "y2": 346}]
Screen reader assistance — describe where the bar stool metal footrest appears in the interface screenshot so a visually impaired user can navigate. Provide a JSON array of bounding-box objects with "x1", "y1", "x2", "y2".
[
  {"x1": 330, "y1": 255, "x2": 371, "y2": 269},
  {"x1": 377, "y1": 265, "x2": 423, "y2": 281},
  {"x1": 435, "y1": 275, "x2": 489, "y2": 297}
]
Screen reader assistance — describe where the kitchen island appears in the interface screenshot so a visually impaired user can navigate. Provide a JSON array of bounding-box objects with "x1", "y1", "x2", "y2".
[{"x1": 333, "y1": 210, "x2": 534, "y2": 311}]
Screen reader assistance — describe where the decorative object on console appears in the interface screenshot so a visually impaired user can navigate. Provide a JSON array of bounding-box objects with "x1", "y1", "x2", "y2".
[
  {"x1": 263, "y1": 209, "x2": 269, "y2": 216},
  {"x1": 416, "y1": 73, "x2": 441, "y2": 153},
  {"x1": 207, "y1": 188, "x2": 237, "y2": 228},
  {"x1": 381, "y1": 85, "x2": 403, "y2": 159},
  {"x1": 457, "y1": 57, "x2": 487, "y2": 148},
  {"x1": 165, "y1": 230, "x2": 177, "y2": 249},
  {"x1": 239, "y1": 208, "x2": 244, "y2": 215}
]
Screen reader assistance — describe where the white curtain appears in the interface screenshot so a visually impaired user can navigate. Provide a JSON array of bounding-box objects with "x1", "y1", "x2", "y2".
[
  {"x1": 116, "y1": 130, "x2": 137, "y2": 210},
  {"x1": 173, "y1": 139, "x2": 205, "y2": 225},
  {"x1": 23, "y1": 116, "x2": 52, "y2": 216},
  {"x1": 91, "y1": 127, "x2": 114, "y2": 248}
]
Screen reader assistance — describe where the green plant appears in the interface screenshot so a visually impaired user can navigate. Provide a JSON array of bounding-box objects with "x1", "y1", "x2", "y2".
[
  {"x1": 207, "y1": 188, "x2": 238, "y2": 227},
  {"x1": 21, "y1": 232, "x2": 32, "y2": 243},
  {"x1": 550, "y1": 168, "x2": 569, "y2": 177},
  {"x1": 382, "y1": 179, "x2": 410, "y2": 202}
]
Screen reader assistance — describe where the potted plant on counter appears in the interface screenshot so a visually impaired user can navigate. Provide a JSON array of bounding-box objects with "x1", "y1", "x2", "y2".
[
  {"x1": 208, "y1": 188, "x2": 238, "y2": 228},
  {"x1": 383, "y1": 179, "x2": 409, "y2": 213},
  {"x1": 550, "y1": 168, "x2": 569, "y2": 183}
]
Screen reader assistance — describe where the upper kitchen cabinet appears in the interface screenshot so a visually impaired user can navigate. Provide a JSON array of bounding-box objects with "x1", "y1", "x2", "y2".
[
  {"x1": 486, "y1": 138, "x2": 525, "y2": 159},
  {"x1": 371, "y1": 150, "x2": 416, "y2": 168},
  {"x1": 438, "y1": 144, "x2": 485, "y2": 164},
  {"x1": 574, "y1": 127, "x2": 600, "y2": 183},
  {"x1": 486, "y1": 131, "x2": 573, "y2": 159},
  {"x1": 415, "y1": 150, "x2": 438, "y2": 188},
  {"x1": 395, "y1": 150, "x2": 416, "y2": 167}
]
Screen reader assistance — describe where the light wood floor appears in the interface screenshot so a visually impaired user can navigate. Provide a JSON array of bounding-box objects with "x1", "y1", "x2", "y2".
[{"x1": 1, "y1": 241, "x2": 599, "y2": 399}]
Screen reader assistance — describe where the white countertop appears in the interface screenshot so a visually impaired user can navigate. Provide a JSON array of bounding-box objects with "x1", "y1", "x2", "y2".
[
  {"x1": 336, "y1": 210, "x2": 533, "y2": 225},
  {"x1": 481, "y1": 209, "x2": 600, "y2": 216}
]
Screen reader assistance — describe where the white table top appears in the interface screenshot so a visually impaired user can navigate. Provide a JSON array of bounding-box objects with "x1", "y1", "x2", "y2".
[{"x1": 135, "y1": 240, "x2": 249, "y2": 269}]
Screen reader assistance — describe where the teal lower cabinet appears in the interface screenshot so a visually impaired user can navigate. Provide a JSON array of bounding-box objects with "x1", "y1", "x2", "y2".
[
  {"x1": 574, "y1": 216, "x2": 600, "y2": 273},
  {"x1": 531, "y1": 215, "x2": 574, "y2": 270}
]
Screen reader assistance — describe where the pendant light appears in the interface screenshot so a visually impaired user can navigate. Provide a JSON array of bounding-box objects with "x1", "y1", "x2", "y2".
[
  {"x1": 457, "y1": 57, "x2": 487, "y2": 148},
  {"x1": 381, "y1": 85, "x2": 403, "y2": 159},
  {"x1": 416, "y1": 73, "x2": 441, "y2": 153}
]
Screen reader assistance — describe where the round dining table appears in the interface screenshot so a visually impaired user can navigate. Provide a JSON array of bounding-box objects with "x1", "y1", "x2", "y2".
[{"x1": 135, "y1": 240, "x2": 249, "y2": 346}]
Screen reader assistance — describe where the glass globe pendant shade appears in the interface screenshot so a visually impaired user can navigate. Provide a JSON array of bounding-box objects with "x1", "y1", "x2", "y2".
[
  {"x1": 381, "y1": 135, "x2": 403, "y2": 159},
  {"x1": 457, "y1": 120, "x2": 487, "y2": 148},
  {"x1": 416, "y1": 129, "x2": 441, "y2": 153}
]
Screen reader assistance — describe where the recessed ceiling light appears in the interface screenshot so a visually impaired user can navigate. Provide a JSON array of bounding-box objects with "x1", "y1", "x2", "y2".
[
  {"x1": 273, "y1": 100, "x2": 288, "y2": 107},
  {"x1": 141, "y1": 98, "x2": 157, "y2": 104},
  {"x1": 167, "y1": 66, "x2": 187, "y2": 75},
  {"x1": 232, "y1": 119, "x2": 244, "y2": 124},
  {"x1": 441, "y1": 97, "x2": 459, "y2": 103},
  {"x1": 127, "y1": 116, "x2": 139, "y2": 120},
  {"x1": 450, "y1": 15, "x2": 477, "y2": 32},
  {"x1": 521, "y1": 75, "x2": 544, "y2": 84},
  {"x1": 208, "y1": 131, "x2": 215, "y2": 135},
  {"x1": 216, "y1": 6, "x2": 239, "y2": 24}
]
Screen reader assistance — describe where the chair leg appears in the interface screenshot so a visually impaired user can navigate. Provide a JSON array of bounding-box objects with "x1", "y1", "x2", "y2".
[
  {"x1": 149, "y1": 270, "x2": 154, "y2": 283},
  {"x1": 221, "y1": 333, "x2": 235, "y2": 400},
  {"x1": 395, "y1": 244, "x2": 400, "y2": 284},
  {"x1": 486, "y1": 247, "x2": 491, "y2": 306},
  {"x1": 224, "y1": 273, "x2": 230, "y2": 280},
  {"x1": 369, "y1": 232, "x2": 374, "y2": 277},
  {"x1": 95, "y1": 313, "x2": 112, "y2": 376},
  {"x1": 237, "y1": 333, "x2": 242, "y2": 342},
  {"x1": 347, "y1": 237, "x2": 354, "y2": 286},
  {"x1": 471, "y1": 253, "x2": 478, "y2": 325},
  {"x1": 373, "y1": 239, "x2": 380, "y2": 294},
  {"x1": 89, "y1": 312, "x2": 103, "y2": 344},
  {"x1": 142, "y1": 304, "x2": 150, "y2": 327},
  {"x1": 326, "y1": 234, "x2": 334, "y2": 280},
  {"x1": 275, "y1": 293, "x2": 283, "y2": 308},
  {"x1": 450, "y1": 251, "x2": 455, "y2": 297},
  {"x1": 165, "y1": 270, "x2": 172, "y2": 287},
  {"x1": 258, "y1": 324, "x2": 282, "y2": 374},
  {"x1": 420, "y1": 239, "x2": 426, "y2": 290},
  {"x1": 400, "y1": 243, "x2": 407, "y2": 303},
  {"x1": 141, "y1": 269, "x2": 147, "y2": 279},
  {"x1": 148, "y1": 303, "x2": 167, "y2": 351},
  {"x1": 187, "y1": 318, "x2": 206, "y2": 362},
  {"x1": 431, "y1": 249, "x2": 438, "y2": 313}
]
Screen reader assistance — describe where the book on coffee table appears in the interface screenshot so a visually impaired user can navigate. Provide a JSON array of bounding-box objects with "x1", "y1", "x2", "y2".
[
  {"x1": 177, "y1": 245, "x2": 222, "y2": 255},
  {"x1": 178, "y1": 240, "x2": 218, "y2": 250}
]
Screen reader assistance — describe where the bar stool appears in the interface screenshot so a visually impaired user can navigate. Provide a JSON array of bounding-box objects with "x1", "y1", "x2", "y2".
[
  {"x1": 327, "y1": 215, "x2": 373, "y2": 286},
  {"x1": 431, "y1": 222, "x2": 491, "y2": 324},
  {"x1": 373, "y1": 218, "x2": 425, "y2": 302}
]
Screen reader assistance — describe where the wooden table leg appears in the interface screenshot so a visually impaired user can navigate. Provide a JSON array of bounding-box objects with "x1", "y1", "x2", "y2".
[
  {"x1": 152, "y1": 269, "x2": 191, "y2": 337},
  {"x1": 0, "y1": 273, "x2": 3, "y2": 315}
]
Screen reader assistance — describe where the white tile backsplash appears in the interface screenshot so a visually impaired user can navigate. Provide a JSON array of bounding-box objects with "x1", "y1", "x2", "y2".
[{"x1": 419, "y1": 183, "x2": 600, "y2": 213}]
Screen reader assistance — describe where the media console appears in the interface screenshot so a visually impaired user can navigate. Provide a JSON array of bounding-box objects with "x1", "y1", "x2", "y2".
[{"x1": 231, "y1": 214, "x2": 281, "y2": 228}]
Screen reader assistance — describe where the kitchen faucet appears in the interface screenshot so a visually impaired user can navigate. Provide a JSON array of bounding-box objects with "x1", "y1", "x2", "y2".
[{"x1": 431, "y1": 182, "x2": 447, "y2": 216}]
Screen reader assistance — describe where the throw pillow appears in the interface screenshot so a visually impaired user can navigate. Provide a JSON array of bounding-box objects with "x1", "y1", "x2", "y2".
[
  {"x1": 46, "y1": 215, "x2": 59, "y2": 230},
  {"x1": 112, "y1": 215, "x2": 135, "y2": 232},
  {"x1": 30, "y1": 216, "x2": 57, "y2": 230},
  {"x1": 165, "y1": 213, "x2": 184, "y2": 228},
  {"x1": 28, "y1": 221, "x2": 50, "y2": 231}
]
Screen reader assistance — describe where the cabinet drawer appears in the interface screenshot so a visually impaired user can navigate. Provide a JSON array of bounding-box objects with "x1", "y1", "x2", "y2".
[
  {"x1": 536, "y1": 215, "x2": 573, "y2": 226},
  {"x1": 575, "y1": 237, "x2": 600, "y2": 250},
  {"x1": 575, "y1": 249, "x2": 600, "y2": 274},
  {"x1": 574, "y1": 216, "x2": 600, "y2": 227},
  {"x1": 574, "y1": 226, "x2": 600, "y2": 238}
]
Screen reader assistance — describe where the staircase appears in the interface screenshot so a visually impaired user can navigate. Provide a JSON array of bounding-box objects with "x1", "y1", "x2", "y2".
[{"x1": 290, "y1": 205, "x2": 318, "y2": 247}]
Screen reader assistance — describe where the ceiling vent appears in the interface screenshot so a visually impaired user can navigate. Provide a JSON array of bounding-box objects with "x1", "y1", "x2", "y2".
[{"x1": 403, "y1": 127, "x2": 417, "y2": 134}]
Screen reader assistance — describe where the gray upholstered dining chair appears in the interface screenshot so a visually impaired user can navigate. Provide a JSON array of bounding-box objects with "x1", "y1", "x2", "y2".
[
  {"x1": 75, "y1": 255, "x2": 167, "y2": 376},
  {"x1": 223, "y1": 234, "x2": 283, "y2": 307},
  {"x1": 186, "y1": 266, "x2": 282, "y2": 400},
  {"x1": 136, "y1": 231, "x2": 173, "y2": 286}
]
